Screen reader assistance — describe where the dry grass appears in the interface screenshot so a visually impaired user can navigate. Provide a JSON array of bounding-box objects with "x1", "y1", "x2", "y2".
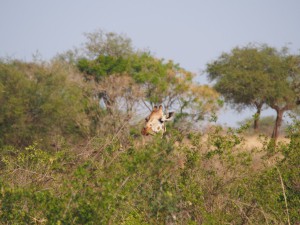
[
  {"x1": 243, "y1": 135, "x2": 289, "y2": 149},
  {"x1": 184, "y1": 132, "x2": 291, "y2": 174},
  {"x1": 241, "y1": 135, "x2": 290, "y2": 171}
]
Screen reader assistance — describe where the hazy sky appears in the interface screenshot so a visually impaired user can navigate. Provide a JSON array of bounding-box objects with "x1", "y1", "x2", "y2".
[{"x1": 1, "y1": 0, "x2": 300, "y2": 126}]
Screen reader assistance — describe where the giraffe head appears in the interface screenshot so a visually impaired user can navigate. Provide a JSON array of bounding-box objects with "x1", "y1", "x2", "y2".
[{"x1": 141, "y1": 105, "x2": 174, "y2": 136}]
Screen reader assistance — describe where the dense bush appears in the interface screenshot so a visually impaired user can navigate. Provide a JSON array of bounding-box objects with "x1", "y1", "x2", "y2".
[
  {"x1": 1, "y1": 123, "x2": 299, "y2": 224},
  {"x1": 0, "y1": 60, "x2": 99, "y2": 148}
]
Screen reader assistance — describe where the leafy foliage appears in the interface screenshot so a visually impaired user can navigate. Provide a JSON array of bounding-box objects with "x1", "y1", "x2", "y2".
[
  {"x1": 1, "y1": 121, "x2": 299, "y2": 224},
  {"x1": 75, "y1": 30, "x2": 219, "y2": 121},
  {"x1": 77, "y1": 55, "x2": 130, "y2": 81},
  {"x1": 0, "y1": 60, "x2": 97, "y2": 147},
  {"x1": 207, "y1": 44, "x2": 300, "y2": 139}
]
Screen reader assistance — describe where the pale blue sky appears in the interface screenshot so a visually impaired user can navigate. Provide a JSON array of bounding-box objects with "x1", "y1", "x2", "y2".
[{"x1": 1, "y1": 0, "x2": 300, "y2": 126}]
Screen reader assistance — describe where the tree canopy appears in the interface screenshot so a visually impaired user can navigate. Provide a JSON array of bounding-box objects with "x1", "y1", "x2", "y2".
[
  {"x1": 206, "y1": 44, "x2": 300, "y2": 140},
  {"x1": 75, "y1": 30, "x2": 219, "y2": 122}
]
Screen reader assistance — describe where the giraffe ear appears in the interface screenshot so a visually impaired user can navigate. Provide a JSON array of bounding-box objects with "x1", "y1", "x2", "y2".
[
  {"x1": 160, "y1": 112, "x2": 175, "y2": 122},
  {"x1": 166, "y1": 112, "x2": 174, "y2": 119}
]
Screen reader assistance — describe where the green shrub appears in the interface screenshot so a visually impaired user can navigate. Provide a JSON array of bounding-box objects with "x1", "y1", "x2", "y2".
[{"x1": 0, "y1": 121, "x2": 299, "y2": 224}]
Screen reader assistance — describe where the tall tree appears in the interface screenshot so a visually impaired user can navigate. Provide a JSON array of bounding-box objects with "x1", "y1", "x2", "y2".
[
  {"x1": 265, "y1": 52, "x2": 300, "y2": 140},
  {"x1": 207, "y1": 44, "x2": 300, "y2": 141},
  {"x1": 206, "y1": 45, "x2": 273, "y2": 131},
  {"x1": 75, "y1": 30, "x2": 219, "y2": 125}
]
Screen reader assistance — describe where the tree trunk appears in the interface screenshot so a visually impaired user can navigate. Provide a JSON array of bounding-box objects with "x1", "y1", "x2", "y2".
[
  {"x1": 253, "y1": 108, "x2": 261, "y2": 131},
  {"x1": 253, "y1": 102, "x2": 263, "y2": 132},
  {"x1": 271, "y1": 109, "x2": 284, "y2": 142}
]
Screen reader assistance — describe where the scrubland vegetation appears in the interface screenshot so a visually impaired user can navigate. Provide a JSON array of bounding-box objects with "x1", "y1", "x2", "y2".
[{"x1": 0, "y1": 30, "x2": 299, "y2": 224}]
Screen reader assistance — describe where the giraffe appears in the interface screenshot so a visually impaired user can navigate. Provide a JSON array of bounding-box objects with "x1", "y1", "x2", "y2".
[{"x1": 141, "y1": 105, "x2": 174, "y2": 136}]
